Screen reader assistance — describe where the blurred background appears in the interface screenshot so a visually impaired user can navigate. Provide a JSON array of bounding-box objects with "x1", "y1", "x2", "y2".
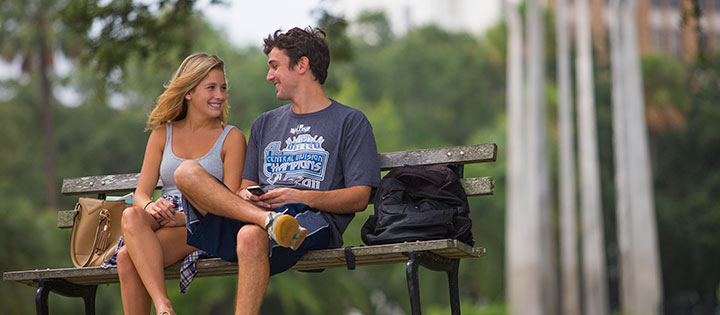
[{"x1": 0, "y1": 0, "x2": 718, "y2": 314}]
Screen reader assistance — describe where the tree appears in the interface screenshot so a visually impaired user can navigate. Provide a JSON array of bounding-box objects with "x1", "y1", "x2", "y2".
[
  {"x1": 341, "y1": 23, "x2": 503, "y2": 148},
  {"x1": 59, "y1": 0, "x2": 200, "y2": 77},
  {"x1": 647, "y1": 53, "x2": 720, "y2": 314},
  {"x1": 504, "y1": 0, "x2": 529, "y2": 313},
  {"x1": 574, "y1": 0, "x2": 610, "y2": 314},
  {"x1": 0, "y1": 0, "x2": 77, "y2": 210},
  {"x1": 1, "y1": 0, "x2": 208, "y2": 211},
  {"x1": 353, "y1": 10, "x2": 394, "y2": 46},
  {"x1": 525, "y1": 1, "x2": 558, "y2": 313},
  {"x1": 608, "y1": 0, "x2": 663, "y2": 313},
  {"x1": 553, "y1": 0, "x2": 581, "y2": 314},
  {"x1": 505, "y1": 1, "x2": 558, "y2": 314}
]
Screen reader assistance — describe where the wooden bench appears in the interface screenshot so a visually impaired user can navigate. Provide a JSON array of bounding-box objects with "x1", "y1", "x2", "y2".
[{"x1": 3, "y1": 143, "x2": 497, "y2": 315}]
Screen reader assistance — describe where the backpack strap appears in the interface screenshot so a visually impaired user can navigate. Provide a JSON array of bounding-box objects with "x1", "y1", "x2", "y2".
[{"x1": 344, "y1": 246, "x2": 356, "y2": 270}]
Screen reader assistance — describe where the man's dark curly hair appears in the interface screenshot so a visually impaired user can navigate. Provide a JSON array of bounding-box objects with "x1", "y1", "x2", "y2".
[{"x1": 263, "y1": 27, "x2": 330, "y2": 84}]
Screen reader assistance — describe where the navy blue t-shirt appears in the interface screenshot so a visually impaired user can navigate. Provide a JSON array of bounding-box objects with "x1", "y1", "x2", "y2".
[{"x1": 242, "y1": 99, "x2": 381, "y2": 247}]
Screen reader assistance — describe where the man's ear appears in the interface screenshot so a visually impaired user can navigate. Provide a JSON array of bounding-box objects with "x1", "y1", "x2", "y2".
[{"x1": 296, "y1": 56, "x2": 310, "y2": 75}]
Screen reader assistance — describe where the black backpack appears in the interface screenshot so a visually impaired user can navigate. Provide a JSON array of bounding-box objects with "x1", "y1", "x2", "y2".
[{"x1": 361, "y1": 164, "x2": 474, "y2": 246}]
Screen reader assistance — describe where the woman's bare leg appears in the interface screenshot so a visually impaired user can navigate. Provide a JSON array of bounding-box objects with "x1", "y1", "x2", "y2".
[
  {"x1": 120, "y1": 206, "x2": 197, "y2": 314},
  {"x1": 117, "y1": 245, "x2": 151, "y2": 314}
]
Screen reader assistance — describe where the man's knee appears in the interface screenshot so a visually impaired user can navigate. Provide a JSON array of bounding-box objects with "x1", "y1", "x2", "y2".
[
  {"x1": 236, "y1": 225, "x2": 268, "y2": 258},
  {"x1": 174, "y1": 160, "x2": 203, "y2": 191}
]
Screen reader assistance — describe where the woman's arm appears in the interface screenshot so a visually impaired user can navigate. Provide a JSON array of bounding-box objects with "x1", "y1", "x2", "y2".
[
  {"x1": 134, "y1": 126, "x2": 175, "y2": 224},
  {"x1": 221, "y1": 128, "x2": 247, "y2": 193}
]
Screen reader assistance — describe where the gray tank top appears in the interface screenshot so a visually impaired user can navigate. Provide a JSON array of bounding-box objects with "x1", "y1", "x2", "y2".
[{"x1": 159, "y1": 122, "x2": 236, "y2": 197}]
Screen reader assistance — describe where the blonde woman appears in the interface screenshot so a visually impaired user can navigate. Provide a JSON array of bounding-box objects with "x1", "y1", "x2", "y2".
[{"x1": 115, "y1": 53, "x2": 246, "y2": 315}]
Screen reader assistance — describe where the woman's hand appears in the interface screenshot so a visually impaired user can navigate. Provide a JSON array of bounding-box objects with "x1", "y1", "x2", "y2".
[
  {"x1": 159, "y1": 211, "x2": 186, "y2": 228},
  {"x1": 145, "y1": 197, "x2": 175, "y2": 226}
]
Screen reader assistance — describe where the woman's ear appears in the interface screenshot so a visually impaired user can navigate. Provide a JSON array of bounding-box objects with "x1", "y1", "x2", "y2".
[{"x1": 185, "y1": 94, "x2": 191, "y2": 100}]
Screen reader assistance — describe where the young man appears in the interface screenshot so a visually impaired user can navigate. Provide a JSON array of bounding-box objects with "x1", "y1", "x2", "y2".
[{"x1": 174, "y1": 27, "x2": 381, "y2": 314}]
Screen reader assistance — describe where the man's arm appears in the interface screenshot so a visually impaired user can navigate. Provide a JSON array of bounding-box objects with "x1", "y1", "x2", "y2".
[{"x1": 255, "y1": 185, "x2": 371, "y2": 214}]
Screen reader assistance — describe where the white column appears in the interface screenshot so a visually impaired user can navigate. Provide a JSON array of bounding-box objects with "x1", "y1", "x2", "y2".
[
  {"x1": 575, "y1": 0, "x2": 610, "y2": 314},
  {"x1": 504, "y1": 1, "x2": 535, "y2": 313},
  {"x1": 609, "y1": 0, "x2": 664, "y2": 313},
  {"x1": 555, "y1": 0, "x2": 580, "y2": 313}
]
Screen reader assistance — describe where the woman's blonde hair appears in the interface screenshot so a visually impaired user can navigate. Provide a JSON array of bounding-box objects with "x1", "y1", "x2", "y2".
[{"x1": 146, "y1": 53, "x2": 228, "y2": 130}]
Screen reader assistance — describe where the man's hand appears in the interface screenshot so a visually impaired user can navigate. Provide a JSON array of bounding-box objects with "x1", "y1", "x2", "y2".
[
  {"x1": 257, "y1": 187, "x2": 302, "y2": 209},
  {"x1": 239, "y1": 187, "x2": 274, "y2": 209},
  {"x1": 239, "y1": 184, "x2": 371, "y2": 213}
]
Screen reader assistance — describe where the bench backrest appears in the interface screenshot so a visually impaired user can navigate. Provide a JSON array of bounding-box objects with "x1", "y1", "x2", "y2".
[{"x1": 58, "y1": 144, "x2": 497, "y2": 228}]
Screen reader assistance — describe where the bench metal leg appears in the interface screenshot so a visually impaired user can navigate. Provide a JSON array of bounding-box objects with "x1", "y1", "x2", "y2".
[
  {"x1": 406, "y1": 253, "x2": 422, "y2": 315},
  {"x1": 35, "y1": 279, "x2": 97, "y2": 315},
  {"x1": 405, "y1": 251, "x2": 462, "y2": 315},
  {"x1": 36, "y1": 280, "x2": 50, "y2": 315},
  {"x1": 447, "y1": 259, "x2": 461, "y2": 315}
]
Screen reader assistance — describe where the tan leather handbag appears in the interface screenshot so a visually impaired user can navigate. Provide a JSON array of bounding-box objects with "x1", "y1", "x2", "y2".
[{"x1": 70, "y1": 197, "x2": 130, "y2": 267}]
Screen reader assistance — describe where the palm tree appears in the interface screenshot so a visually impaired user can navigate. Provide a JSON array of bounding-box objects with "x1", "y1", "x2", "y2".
[
  {"x1": 506, "y1": 0, "x2": 558, "y2": 313},
  {"x1": 0, "y1": 0, "x2": 72, "y2": 210},
  {"x1": 504, "y1": 0, "x2": 530, "y2": 312},
  {"x1": 574, "y1": 0, "x2": 610, "y2": 314},
  {"x1": 1, "y1": 0, "x2": 202, "y2": 211},
  {"x1": 554, "y1": 0, "x2": 580, "y2": 313},
  {"x1": 608, "y1": 0, "x2": 663, "y2": 313}
]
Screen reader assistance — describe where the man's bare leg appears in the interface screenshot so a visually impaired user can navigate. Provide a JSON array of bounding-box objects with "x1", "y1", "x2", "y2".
[
  {"x1": 234, "y1": 225, "x2": 270, "y2": 315},
  {"x1": 174, "y1": 160, "x2": 266, "y2": 225},
  {"x1": 175, "y1": 160, "x2": 307, "y2": 249}
]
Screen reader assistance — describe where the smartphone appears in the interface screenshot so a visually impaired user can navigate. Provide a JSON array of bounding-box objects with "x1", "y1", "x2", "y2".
[{"x1": 247, "y1": 185, "x2": 265, "y2": 196}]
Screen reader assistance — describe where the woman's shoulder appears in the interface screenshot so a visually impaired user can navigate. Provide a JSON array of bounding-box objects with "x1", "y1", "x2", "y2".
[
  {"x1": 225, "y1": 126, "x2": 246, "y2": 142},
  {"x1": 148, "y1": 124, "x2": 168, "y2": 140},
  {"x1": 222, "y1": 125, "x2": 246, "y2": 155},
  {"x1": 143, "y1": 124, "x2": 168, "y2": 153}
]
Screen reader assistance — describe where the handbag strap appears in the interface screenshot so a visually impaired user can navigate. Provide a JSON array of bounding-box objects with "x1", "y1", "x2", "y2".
[
  {"x1": 73, "y1": 205, "x2": 111, "y2": 268},
  {"x1": 82, "y1": 210, "x2": 110, "y2": 267}
]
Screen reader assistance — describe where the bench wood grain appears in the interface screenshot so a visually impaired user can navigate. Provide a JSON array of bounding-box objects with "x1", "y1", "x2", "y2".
[
  {"x1": 60, "y1": 144, "x2": 497, "y2": 195},
  {"x1": 3, "y1": 239, "x2": 484, "y2": 287}
]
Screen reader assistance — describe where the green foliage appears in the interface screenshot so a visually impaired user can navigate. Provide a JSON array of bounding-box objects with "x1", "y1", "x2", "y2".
[
  {"x1": 427, "y1": 301, "x2": 508, "y2": 315},
  {"x1": 60, "y1": 0, "x2": 200, "y2": 76},
  {"x1": 315, "y1": 9, "x2": 353, "y2": 94},
  {"x1": 354, "y1": 10, "x2": 394, "y2": 47},
  {"x1": 338, "y1": 24, "x2": 505, "y2": 148},
  {"x1": 0, "y1": 0, "x2": 80, "y2": 69},
  {"x1": 0, "y1": 79, "x2": 48, "y2": 208},
  {"x1": 3, "y1": 1, "x2": 720, "y2": 314},
  {"x1": 648, "y1": 53, "x2": 720, "y2": 314}
]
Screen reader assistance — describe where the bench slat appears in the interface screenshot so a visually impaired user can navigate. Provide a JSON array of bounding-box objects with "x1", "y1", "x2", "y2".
[
  {"x1": 379, "y1": 143, "x2": 497, "y2": 170},
  {"x1": 61, "y1": 173, "x2": 162, "y2": 196},
  {"x1": 56, "y1": 176, "x2": 494, "y2": 228},
  {"x1": 3, "y1": 239, "x2": 485, "y2": 287},
  {"x1": 60, "y1": 144, "x2": 497, "y2": 195},
  {"x1": 460, "y1": 176, "x2": 494, "y2": 196}
]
